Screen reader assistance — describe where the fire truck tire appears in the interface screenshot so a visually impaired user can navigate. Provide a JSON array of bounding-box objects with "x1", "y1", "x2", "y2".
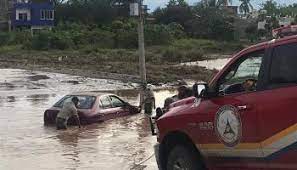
[{"x1": 166, "y1": 145, "x2": 204, "y2": 170}]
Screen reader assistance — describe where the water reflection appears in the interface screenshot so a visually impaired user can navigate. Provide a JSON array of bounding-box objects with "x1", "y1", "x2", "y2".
[
  {"x1": 56, "y1": 130, "x2": 81, "y2": 170},
  {"x1": 7, "y1": 96, "x2": 16, "y2": 103},
  {"x1": 26, "y1": 94, "x2": 50, "y2": 106}
]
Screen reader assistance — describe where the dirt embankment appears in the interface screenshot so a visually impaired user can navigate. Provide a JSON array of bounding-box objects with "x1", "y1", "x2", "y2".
[{"x1": 0, "y1": 50, "x2": 221, "y2": 84}]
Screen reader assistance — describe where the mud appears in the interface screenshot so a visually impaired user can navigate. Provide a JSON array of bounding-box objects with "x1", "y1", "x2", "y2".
[{"x1": 0, "y1": 68, "x2": 176, "y2": 170}]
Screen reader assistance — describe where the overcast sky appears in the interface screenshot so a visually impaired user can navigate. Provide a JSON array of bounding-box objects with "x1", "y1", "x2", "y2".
[{"x1": 144, "y1": 0, "x2": 297, "y2": 11}]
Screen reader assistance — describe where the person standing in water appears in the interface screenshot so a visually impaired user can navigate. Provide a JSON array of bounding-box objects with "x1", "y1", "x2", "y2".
[
  {"x1": 141, "y1": 84, "x2": 156, "y2": 134},
  {"x1": 142, "y1": 84, "x2": 155, "y2": 116},
  {"x1": 56, "y1": 97, "x2": 81, "y2": 130}
]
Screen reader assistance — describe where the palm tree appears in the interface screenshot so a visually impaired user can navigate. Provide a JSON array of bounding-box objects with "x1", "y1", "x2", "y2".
[
  {"x1": 239, "y1": 0, "x2": 253, "y2": 15},
  {"x1": 204, "y1": 0, "x2": 232, "y2": 8},
  {"x1": 219, "y1": 0, "x2": 232, "y2": 6}
]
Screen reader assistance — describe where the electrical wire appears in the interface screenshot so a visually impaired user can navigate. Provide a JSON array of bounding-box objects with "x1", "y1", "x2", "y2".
[{"x1": 130, "y1": 153, "x2": 155, "y2": 170}]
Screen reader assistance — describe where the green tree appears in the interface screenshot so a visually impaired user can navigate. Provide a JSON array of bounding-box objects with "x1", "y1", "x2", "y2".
[
  {"x1": 177, "y1": 0, "x2": 188, "y2": 7},
  {"x1": 261, "y1": 0, "x2": 279, "y2": 17},
  {"x1": 245, "y1": 22, "x2": 257, "y2": 42},
  {"x1": 279, "y1": 3, "x2": 297, "y2": 17},
  {"x1": 203, "y1": 0, "x2": 232, "y2": 8},
  {"x1": 153, "y1": 2, "x2": 192, "y2": 27},
  {"x1": 186, "y1": 4, "x2": 236, "y2": 41},
  {"x1": 168, "y1": 0, "x2": 177, "y2": 6},
  {"x1": 239, "y1": 0, "x2": 253, "y2": 15}
]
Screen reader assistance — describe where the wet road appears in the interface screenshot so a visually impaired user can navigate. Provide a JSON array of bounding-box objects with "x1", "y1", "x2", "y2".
[{"x1": 0, "y1": 69, "x2": 176, "y2": 170}]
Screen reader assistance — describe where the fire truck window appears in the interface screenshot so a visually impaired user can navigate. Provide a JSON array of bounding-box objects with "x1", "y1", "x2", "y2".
[
  {"x1": 270, "y1": 43, "x2": 297, "y2": 87},
  {"x1": 219, "y1": 50, "x2": 264, "y2": 95}
]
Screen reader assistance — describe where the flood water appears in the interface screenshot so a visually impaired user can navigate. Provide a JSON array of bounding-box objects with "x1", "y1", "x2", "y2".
[
  {"x1": 180, "y1": 58, "x2": 230, "y2": 70},
  {"x1": 0, "y1": 69, "x2": 177, "y2": 170}
]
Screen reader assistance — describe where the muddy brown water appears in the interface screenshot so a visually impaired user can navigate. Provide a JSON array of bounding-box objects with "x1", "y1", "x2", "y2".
[
  {"x1": 0, "y1": 69, "x2": 177, "y2": 170},
  {"x1": 180, "y1": 58, "x2": 230, "y2": 70}
]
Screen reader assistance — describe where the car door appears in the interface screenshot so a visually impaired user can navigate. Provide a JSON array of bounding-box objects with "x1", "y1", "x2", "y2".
[
  {"x1": 196, "y1": 49, "x2": 267, "y2": 169},
  {"x1": 257, "y1": 42, "x2": 297, "y2": 169},
  {"x1": 109, "y1": 95, "x2": 130, "y2": 117},
  {"x1": 98, "y1": 95, "x2": 120, "y2": 121}
]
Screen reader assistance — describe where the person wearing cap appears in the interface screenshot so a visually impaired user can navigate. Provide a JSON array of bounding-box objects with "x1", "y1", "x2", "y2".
[{"x1": 56, "y1": 97, "x2": 81, "y2": 130}]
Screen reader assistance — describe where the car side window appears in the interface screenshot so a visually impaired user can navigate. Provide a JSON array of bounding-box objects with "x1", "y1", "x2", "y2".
[
  {"x1": 99, "y1": 96, "x2": 112, "y2": 109},
  {"x1": 269, "y1": 42, "x2": 297, "y2": 87},
  {"x1": 110, "y1": 96, "x2": 125, "y2": 108},
  {"x1": 218, "y1": 50, "x2": 264, "y2": 95}
]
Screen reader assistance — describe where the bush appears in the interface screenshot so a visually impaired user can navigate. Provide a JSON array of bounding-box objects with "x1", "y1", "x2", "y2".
[
  {"x1": 50, "y1": 32, "x2": 73, "y2": 50},
  {"x1": 0, "y1": 32, "x2": 11, "y2": 46},
  {"x1": 117, "y1": 30, "x2": 138, "y2": 48},
  {"x1": 145, "y1": 24, "x2": 173, "y2": 46},
  {"x1": 84, "y1": 29, "x2": 114, "y2": 48},
  {"x1": 31, "y1": 32, "x2": 51, "y2": 50},
  {"x1": 145, "y1": 23, "x2": 186, "y2": 46},
  {"x1": 12, "y1": 31, "x2": 32, "y2": 45}
]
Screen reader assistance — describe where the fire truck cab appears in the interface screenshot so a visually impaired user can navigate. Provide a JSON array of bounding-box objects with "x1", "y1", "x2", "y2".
[{"x1": 155, "y1": 28, "x2": 297, "y2": 170}]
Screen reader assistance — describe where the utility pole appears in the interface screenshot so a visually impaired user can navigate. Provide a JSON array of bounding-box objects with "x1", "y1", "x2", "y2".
[
  {"x1": 137, "y1": 0, "x2": 146, "y2": 109},
  {"x1": 129, "y1": 0, "x2": 147, "y2": 107},
  {"x1": 6, "y1": 0, "x2": 11, "y2": 32},
  {"x1": 138, "y1": 0, "x2": 146, "y2": 85}
]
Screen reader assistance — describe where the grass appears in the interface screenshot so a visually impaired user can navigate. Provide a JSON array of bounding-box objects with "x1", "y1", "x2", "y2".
[{"x1": 0, "y1": 38, "x2": 244, "y2": 84}]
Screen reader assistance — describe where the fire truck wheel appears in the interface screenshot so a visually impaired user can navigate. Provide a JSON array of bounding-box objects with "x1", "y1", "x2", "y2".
[{"x1": 167, "y1": 145, "x2": 203, "y2": 170}]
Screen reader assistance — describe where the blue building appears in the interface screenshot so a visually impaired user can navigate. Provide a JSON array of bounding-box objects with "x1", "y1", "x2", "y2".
[{"x1": 11, "y1": 0, "x2": 54, "y2": 31}]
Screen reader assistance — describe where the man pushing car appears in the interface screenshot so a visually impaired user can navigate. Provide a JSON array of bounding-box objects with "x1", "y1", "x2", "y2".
[{"x1": 56, "y1": 97, "x2": 81, "y2": 130}]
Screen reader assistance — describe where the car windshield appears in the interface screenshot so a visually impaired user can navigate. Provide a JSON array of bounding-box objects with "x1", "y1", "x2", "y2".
[{"x1": 54, "y1": 95, "x2": 96, "y2": 109}]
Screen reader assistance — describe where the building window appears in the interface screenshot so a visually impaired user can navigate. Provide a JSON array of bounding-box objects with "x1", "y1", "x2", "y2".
[
  {"x1": 40, "y1": 10, "x2": 54, "y2": 20},
  {"x1": 40, "y1": 10, "x2": 45, "y2": 20},
  {"x1": 19, "y1": 13, "x2": 28, "y2": 21}
]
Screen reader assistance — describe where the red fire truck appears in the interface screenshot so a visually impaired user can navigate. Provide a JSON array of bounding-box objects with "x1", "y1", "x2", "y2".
[{"x1": 154, "y1": 26, "x2": 297, "y2": 170}]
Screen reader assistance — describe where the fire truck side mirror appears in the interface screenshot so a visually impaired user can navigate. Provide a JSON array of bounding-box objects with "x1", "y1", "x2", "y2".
[{"x1": 193, "y1": 83, "x2": 208, "y2": 98}]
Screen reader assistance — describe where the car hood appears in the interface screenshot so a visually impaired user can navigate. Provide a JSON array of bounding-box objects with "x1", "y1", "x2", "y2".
[
  {"x1": 160, "y1": 97, "x2": 196, "y2": 120},
  {"x1": 169, "y1": 97, "x2": 195, "y2": 108}
]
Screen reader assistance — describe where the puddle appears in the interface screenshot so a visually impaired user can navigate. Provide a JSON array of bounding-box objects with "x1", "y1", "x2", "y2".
[{"x1": 0, "y1": 68, "x2": 177, "y2": 170}]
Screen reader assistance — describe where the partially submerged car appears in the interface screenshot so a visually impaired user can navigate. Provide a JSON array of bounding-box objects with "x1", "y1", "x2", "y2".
[
  {"x1": 44, "y1": 92, "x2": 140, "y2": 125},
  {"x1": 154, "y1": 28, "x2": 297, "y2": 170}
]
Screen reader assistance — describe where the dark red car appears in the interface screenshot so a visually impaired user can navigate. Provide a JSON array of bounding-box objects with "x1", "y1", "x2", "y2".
[{"x1": 44, "y1": 92, "x2": 140, "y2": 125}]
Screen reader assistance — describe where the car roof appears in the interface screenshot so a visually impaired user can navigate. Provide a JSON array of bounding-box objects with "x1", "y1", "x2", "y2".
[
  {"x1": 236, "y1": 35, "x2": 297, "y2": 57},
  {"x1": 67, "y1": 91, "x2": 114, "y2": 97}
]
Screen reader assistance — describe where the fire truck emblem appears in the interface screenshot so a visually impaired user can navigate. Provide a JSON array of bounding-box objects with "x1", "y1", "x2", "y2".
[{"x1": 215, "y1": 105, "x2": 242, "y2": 147}]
